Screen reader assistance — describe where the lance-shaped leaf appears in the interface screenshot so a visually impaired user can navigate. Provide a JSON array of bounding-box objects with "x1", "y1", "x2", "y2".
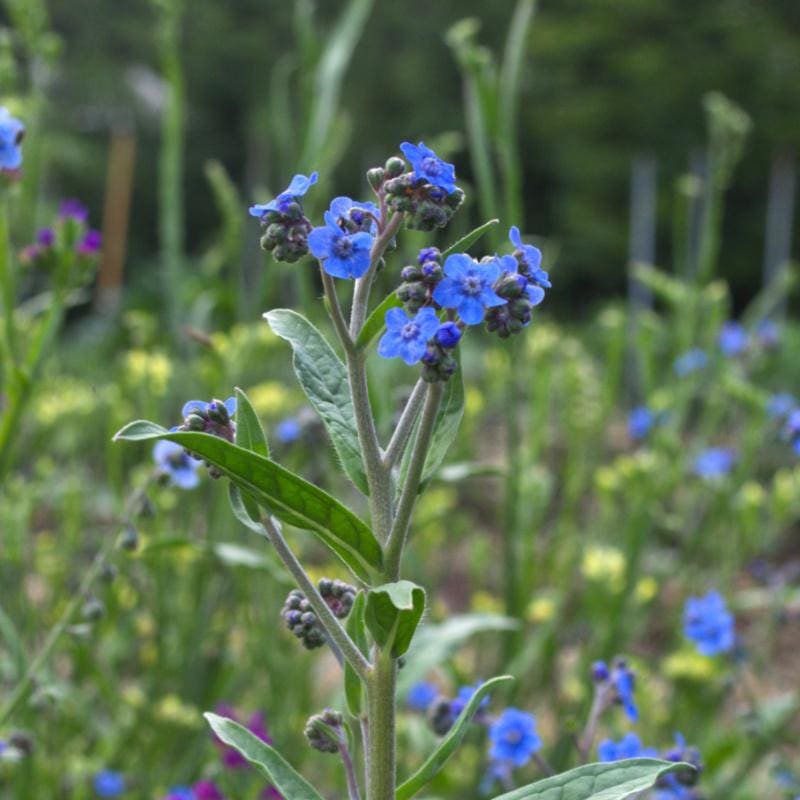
[
  {"x1": 265, "y1": 309, "x2": 368, "y2": 495},
  {"x1": 355, "y1": 291, "x2": 403, "y2": 350},
  {"x1": 344, "y1": 590, "x2": 369, "y2": 717},
  {"x1": 365, "y1": 580, "x2": 425, "y2": 657},
  {"x1": 397, "y1": 675, "x2": 512, "y2": 800},
  {"x1": 113, "y1": 422, "x2": 382, "y2": 582},
  {"x1": 490, "y1": 759, "x2": 691, "y2": 800},
  {"x1": 205, "y1": 713, "x2": 324, "y2": 800},
  {"x1": 234, "y1": 386, "x2": 269, "y2": 457},
  {"x1": 442, "y1": 218, "x2": 499, "y2": 257}
]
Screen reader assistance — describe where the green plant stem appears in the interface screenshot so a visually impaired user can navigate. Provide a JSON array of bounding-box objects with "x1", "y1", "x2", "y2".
[
  {"x1": 261, "y1": 515, "x2": 371, "y2": 680},
  {"x1": 382, "y1": 378, "x2": 426, "y2": 468},
  {"x1": 0, "y1": 193, "x2": 16, "y2": 368},
  {"x1": 321, "y1": 270, "x2": 356, "y2": 355},
  {"x1": 365, "y1": 651, "x2": 396, "y2": 800},
  {"x1": 384, "y1": 383, "x2": 444, "y2": 580}
]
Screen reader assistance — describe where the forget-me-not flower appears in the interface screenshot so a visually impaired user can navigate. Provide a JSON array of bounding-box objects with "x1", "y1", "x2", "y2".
[
  {"x1": 674, "y1": 349, "x2": 707, "y2": 376},
  {"x1": 153, "y1": 440, "x2": 201, "y2": 489},
  {"x1": 756, "y1": 318, "x2": 780, "y2": 348},
  {"x1": 275, "y1": 417, "x2": 302, "y2": 444},
  {"x1": 450, "y1": 683, "x2": 490, "y2": 718},
  {"x1": 326, "y1": 196, "x2": 380, "y2": 233},
  {"x1": 628, "y1": 406, "x2": 654, "y2": 439},
  {"x1": 683, "y1": 591, "x2": 735, "y2": 656},
  {"x1": 693, "y1": 447, "x2": 736, "y2": 479},
  {"x1": 308, "y1": 211, "x2": 374, "y2": 279},
  {"x1": 400, "y1": 141, "x2": 457, "y2": 193},
  {"x1": 767, "y1": 393, "x2": 795, "y2": 420},
  {"x1": 432, "y1": 254, "x2": 506, "y2": 325},
  {"x1": 488, "y1": 708, "x2": 542, "y2": 768},
  {"x1": 378, "y1": 307, "x2": 440, "y2": 365},
  {"x1": 93, "y1": 770, "x2": 125, "y2": 797},
  {"x1": 598, "y1": 733, "x2": 657, "y2": 762},
  {"x1": 509, "y1": 226, "x2": 551, "y2": 289},
  {"x1": 407, "y1": 682, "x2": 439, "y2": 711},
  {"x1": 249, "y1": 172, "x2": 318, "y2": 218},
  {"x1": 0, "y1": 107, "x2": 24, "y2": 170},
  {"x1": 718, "y1": 321, "x2": 748, "y2": 357}
]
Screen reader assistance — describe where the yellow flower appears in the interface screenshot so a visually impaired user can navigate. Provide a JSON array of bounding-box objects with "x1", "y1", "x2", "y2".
[
  {"x1": 471, "y1": 590, "x2": 503, "y2": 615},
  {"x1": 581, "y1": 545, "x2": 626, "y2": 592},
  {"x1": 526, "y1": 595, "x2": 556, "y2": 624},
  {"x1": 663, "y1": 650, "x2": 718, "y2": 682},
  {"x1": 635, "y1": 576, "x2": 658, "y2": 604},
  {"x1": 124, "y1": 350, "x2": 172, "y2": 396},
  {"x1": 33, "y1": 377, "x2": 99, "y2": 425},
  {"x1": 248, "y1": 381, "x2": 294, "y2": 417},
  {"x1": 155, "y1": 695, "x2": 201, "y2": 727}
]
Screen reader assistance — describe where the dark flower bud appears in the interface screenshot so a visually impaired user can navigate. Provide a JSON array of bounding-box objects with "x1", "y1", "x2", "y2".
[
  {"x1": 385, "y1": 156, "x2": 406, "y2": 178},
  {"x1": 367, "y1": 167, "x2": 385, "y2": 190},
  {"x1": 418, "y1": 246, "x2": 441, "y2": 265},
  {"x1": 207, "y1": 399, "x2": 230, "y2": 425},
  {"x1": 435, "y1": 322, "x2": 462, "y2": 349},
  {"x1": 318, "y1": 578, "x2": 356, "y2": 619},
  {"x1": 100, "y1": 563, "x2": 118, "y2": 583},
  {"x1": 281, "y1": 590, "x2": 326, "y2": 649},
  {"x1": 121, "y1": 524, "x2": 139, "y2": 551},
  {"x1": 304, "y1": 709, "x2": 344, "y2": 754},
  {"x1": 186, "y1": 413, "x2": 206, "y2": 431},
  {"x1": 401, "y1": 265, "x2": 424, "y2": 282},
  {"x1": 428, "y1": 698, "x2": 455, "y2": 736},
  {"x1": 9, "y1": 731, "x2": 35, "y2": 756},
  {"x1": 591, "y1": 660, "x2": 610, "y2": 683}
]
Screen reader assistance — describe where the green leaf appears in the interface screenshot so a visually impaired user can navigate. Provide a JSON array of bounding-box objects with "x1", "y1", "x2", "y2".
[
  {"x1": 344, "y1": 590, "x2": 369, "y2": 717},
  {"x1": 365, "y1": 580, "x2": 425, "y2": 657},
  {"x1": 442, "y1": 219, "x2": 500, "y2": 257},
  {"x1": 228, "y1": 483, "x2": 265, "y2": 533},
  {"x1": 397, "y1": 675, "x2": 513, "y2": 800},
  {"x1": 205, "y1": 713, "x2": 325, "y2": 800},
  {"x1": 355, "y1": 291, "x2": 403, "y2": 350},
  {"x1": 114, "y1": 424, "x2": 383, "y2": 582},
  {"x1": 399, "y1": 613, "x2": 519, "y2": 692},
  {"x1": 212, "y1": 542, "x2": 292, "y2": 585},
  {"x1": 265, "y1": 309, "x2": 368, "y2": 495},
  {"x1": 490, "y1": 759, "x2": 691, "y2": 800},
  {"x1": 235, "y1": 386, "x2": 269, "y2": 457}
]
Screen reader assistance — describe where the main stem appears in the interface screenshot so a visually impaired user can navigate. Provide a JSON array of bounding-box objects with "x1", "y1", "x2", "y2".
[{"x1": 366, "y1": 652, "x2": 396, "y2": 800}]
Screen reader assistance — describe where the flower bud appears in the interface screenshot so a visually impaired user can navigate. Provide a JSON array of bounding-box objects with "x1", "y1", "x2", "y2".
[
  {"x1": 121, "y1": 524, "x2": 139, "y2": 551},
  {"x1": 385, "y1": 156, "x2": 406, "y2": 177},
  {"x1": 367, "y1": 167, "x2": 385, "y2": 190},
  {"x1": 304, "y1": 709, "x2": 344, "y2": 754}
]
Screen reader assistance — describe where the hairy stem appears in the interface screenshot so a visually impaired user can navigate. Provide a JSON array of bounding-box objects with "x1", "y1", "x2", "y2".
[
  {"x1": 321, "y1": 269, "x2": 356, "y2": 356},
  {"x1": 382, "y1": 378, "x2": 426, "y2": 469},
  {"x1": 365, "y1": 652, "x2": 396, "y2": 800},
  {"x1": 261, "y1": 516, "x2": 371, "y2": 680},
  {"x1": 338, "y1": 731, "x2": 362, "y2": 800}
]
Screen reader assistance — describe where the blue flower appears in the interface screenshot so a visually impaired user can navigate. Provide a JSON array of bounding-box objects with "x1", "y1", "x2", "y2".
[
  {"x1": 407, "y1": 682, "x2": 439, "y2": 711},
  {"x1": 153, "y1": 440, "x2": 202, "y2": 489},
  {"x1": 399, "y1": 141, "x2": 457, "y2": 193},
  {"x1": 718, "y1": 321, "x2": 748, "y2": 357},
  {"x1": 611, "y1": 661, "x2": 638, "y2": 723},
  {"x1": 432, "y1": 254, "x2": 506, "y2": 325},
  {"x1": 683, "y1": 591, "x2": 735, "y2": 656},
  {"x1": 767, "y1": 392, "x2": 795, "y2": 420},
  {"x1": 488, "y1": 708, "x2": 541, "y2": 768},
  {"x1": 673, "y1": 349, "x2": 707, "y2": 376},
  {"x1": 327, "y1": 196, "x2": 380, "y2": 233},
  {"x1": 275, "y1": 417, "x2": 302, "y2": 444},
  {"x1": 93, "y1": 770, "x2": 125, "y2": 797},
  {"x1": 628, "y1": 406, "x2": 654, "y2": 439},
  {"x1": 756, "y1": 318, "x2": 780, "y2": 348},
  {"x1": 509, "y1": 227, "x2": 551, "y2": 289},
  {"x1": 378, "y1": 307, "x2": 440, "y2": 365},
  {"x1": 249, "y1": 172, "x2": 318, "y2": 218},
  {"x1": 598, "y1": 733, "x2": 657, "y2": 762},
  {"x1": 655, "y1": 735, "x2": 703, "y2": 800},
  {"x1": 308, "y1": 212, "x2": 374, "y2": 279},
  {"x1": 164, "y1": 787, "x2": 195, "y2": 800},
  {"x1": 0, "y1": 107, "x2": 24, "y2": 170},
  {"x1": 450, "y1": 683, "x2": 490, "y2": 718},
  {"x1": 693, "y1": 447, "x2": 736, "y2": 479},
  {"x1": 435, "y1": 322, "x2": 462, "y2": 349}
]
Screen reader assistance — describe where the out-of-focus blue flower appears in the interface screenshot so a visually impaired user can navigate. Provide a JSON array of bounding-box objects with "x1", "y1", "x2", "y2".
[
  {"x1": 718, "y1": 321, "x2": 748, "y2": 357},
  {"x1": 164, "y1": 787, "x2": 195, "y2": 800},
  {"x1": 684, "y1": 591, "x2": 735, "y2": 656},
  {"x1": 308, "y1": 213, "x2": 373, "y2": 279},
  {"x1": 435, "y1": 321, "x2": 462, "y2": 349},
  {"x1": 488, "y1": 708, "x2": 541, "y2": 767},
  {"x1": 509, "y1": 227, "x2": 551, "y2": 289},
  {"x1": 249, "y1": 173, "x2": 318, "y2": 218},
  {"x1": 275, "y1": 417, "x2": 301, "y2": 444},
  {"x1": 407, "y1": 682, "x2": 438, "y2": 711},
  {"x1": 756, "y1": 318, "x2": 780, "y2": 348},
  {"x1": 654, "y1": 734, "x2": 703, "y2": 800},
  {"x1": 628, "y1": 406, "x2": 654, "y2": 439},
  {"x1": 0, "y1": 107, "x2": 24, "y2": 170},
  {"x1": 399, "y1": 141, "x2": 457, "y2": 193},
  {"x1": 326, "y1": 196, "x2": 380, "y2": 233},
  {"x1": 94, "y1": 770, "x2": 125, "y2": 797},
  {"x1": 612, "y1": 661, "x2": 638, "y2": 723},
  {"x1": 153, "y1": 440, "x2": 202, "y2": 490},
  {"x1": 378, "y1": 307, "x2": 440, "y2": 365},
  {"x1": 692, "y1": 447, "x2": 736, "y2": 479},
  {"x1": 673, "y1": 349, "x2": 707, "y2": 376},
  {"x1": 598, "y1": 733, "x2": 657, "y2": 762},
  {"x1": 767, "y1": 393, "x2": 796, "y2": 420},
  {"x1": 450, "y1": 683, "x2": 490, "y2": 718},
  {"x1": 432, "y1": 254, "x2": 506, "y2": 325},
  {"x1": 591, "y1": 660, "x2": 610, "y2": 682}
]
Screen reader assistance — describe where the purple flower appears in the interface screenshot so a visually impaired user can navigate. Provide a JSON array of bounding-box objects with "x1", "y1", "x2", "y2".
[
  {"x1": 93, "y1": 770, "x2": 125, "y2": 797},
  {"x1": 78, "y1": 229, "x2": 102, "y2": 255},
  {"x1": 693, "y1": 447, "x2": 736, "y2": 479},
  {"x1": 674, "y1": 349, "x2": 707, "y2": 376},
  {"x1": 0, "y1": 107, "x2": 24, "y2": 170},
  {"x1": 718, "y1": 321, "x2": 748, "y2": 357},
  {"x1": 153, "y1": 440, "x2": 201, "y2": 489},
  {"x1": 598, "y1": 733, "x2": 657, "y2": 762},
  {"x1": 432, "y1": 254, "x2": 506, "y2": 325},
  {"x1": 59, "y1": 198, "x2": 89, "y2": 223},
  {"x1": 192, "y1": 781, "x2": 225, "y2": 800},
  {"x1": 308, "y1": 212, "x2": 374, "y2": 279},
  {"x1": 378, "y1": 307, "x2": 440, "y2": 365},
  {"x1": 684, "y1": 591, "x2": 735, "y2": 656},
  {"x1": 399, "y1": 141, "x2": 457, "y2": 193},
  {"x1": 628, "y1": 406, "x2": 654, "y2": 439},
  {"x1": 509, "y1": 227, "x2": 550, "y2": 289},
  {"x1": 249, "y1": 173, "x2": 318, "y2": 218},
  {"x1": 488, "y1": 708, "x2": 541, "y2": 768},
  {"x1": 213, "y1": 706, "x2": 272, "y2": 769},
  {"x1": 407, "y1": 682, "x2": 438, "y2": 711},
  {"x1": 36, "y1": 227, "x2": 55, "y2": 247}
]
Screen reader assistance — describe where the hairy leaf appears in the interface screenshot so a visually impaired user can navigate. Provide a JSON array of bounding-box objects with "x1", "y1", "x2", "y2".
[
  {"x1": 344, "y1": 591, "x2": 369, "y2": 717},
  {"x1": 365, "y1": 580, "x2": 425, "y2": 657}
]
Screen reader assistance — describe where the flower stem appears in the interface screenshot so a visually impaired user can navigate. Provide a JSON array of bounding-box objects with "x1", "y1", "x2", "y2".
[
  {"x1": 365, "y1": 651, "x2": 396, "y2": 800},
  {"x1": 321, "y1": 269, "x2": 356, "y2": 356},
  {"x1": 382, "y1": 378, "x2": 426, "y2": 469},
  {"x1": 338, "y1": 729, "x2": 363, "y2": 800}
]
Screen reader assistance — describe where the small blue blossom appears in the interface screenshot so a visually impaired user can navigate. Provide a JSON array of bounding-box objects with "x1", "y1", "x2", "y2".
[
  {"x1": 598, "y1": 733, "x2": 657, "y2": 762},
  {"x1": 249, "y1": 172, "x2": 318, "y2": 218},
  {"x1": 275, "y1": 417, "x2": 302, "y2": 444},
  {"x1": 407, "y1": 682, "x2": 439, "y2": 711},
  {"x1": 673, "y1": 349, "x2": 708, "y2": 376},
  {"x1": 0, "y1": 107, "x2": 24, "y2": 170},
  {"x1": 767, "y1": 393, "x2": 796, "y2": 420},
  {"x1": 655, "y1": 734, "x2": 703, "y2": 800},
  {"x1": 591, "y1": 660, "x2": 610, "y2": 682},
  {"x1": 435, "y1": 321, "x2": 462, "y2": 349},
  {"x1": 692, "y1": 447, "x2": 736, "y2": 479},
  {"x1": 432, "y1": 254, "x2": 506, "y2": 325},
  {"x1": 488, "y1": 708, "x2": 542, "y2": 768},
  {"x1": 628, "y1": 406, "x2": 654, "y2": 439},
  {"x1": 399, "y1": 141, "x2": 457, "y2": 193},
  {"x1": 153, "y1": 440, "x2": 201, "y2": 490},
  {"x1": 327, "y1": 196, "x2": 380, "y2": 233},
  {"x1": 164, "y1": 787, "x2": 195, "y2": 800},
  {"x1": 450, "y1": 683, "x2": 490, "y2": 718},
  {"x1": 509, "y1": 227, "x2": 551, "y2": 289},
  {"x1": 418, "y1": 247, "x2": 440, "y2": 265},
  {"x1": 93, "y1": 770, "x2": 125, "y2": 797},
  {"x1": 683, "y1": 591, "x2": 735, "y2": 656},
  {"x1": 718, "y1": 321, "x2": 748, "y2": 357},
  {"x1": 308, "y1": 213, "x2": 374, "y2": 279},
  {"x1": 611, "y1": 661, "x2": 638, "y2": 723},
  {"x1": 378, "y1": 307, "x2": 440, "y2": 365}
]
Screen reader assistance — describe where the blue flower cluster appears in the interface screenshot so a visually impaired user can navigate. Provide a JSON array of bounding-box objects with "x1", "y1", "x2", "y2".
[
  {"x1": 171, "y1": 396, "x2": 237, "y2": 480},
  {"x1": 683, "y1": 590, "x2": 735, "y2": 656}
]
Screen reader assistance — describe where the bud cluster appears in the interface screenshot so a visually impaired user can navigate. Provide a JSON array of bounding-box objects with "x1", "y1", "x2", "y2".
[
  {"x1": 258, "y1": 212, "x2": 313, "y2": 263},
  {"x1": 281, "y1": 579, "x2": 356, "y2": 650},
  {"x1": 304, "y1": 709, "x2": 344, "y2": 754},
  {"x1": 385, "y1": 174, "x2": 464, "y2": 232},
  {"x1": 397, "y1": 248, "x2": 444, "y2": 314},
  {"x1": 421, "y1": 321, "x2": 462, "y2": 383}
]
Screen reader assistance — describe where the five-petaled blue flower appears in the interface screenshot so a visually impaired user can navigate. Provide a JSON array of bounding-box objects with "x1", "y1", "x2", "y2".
[
  {"x1": 693, "y1": 447, "x2": 736, "y2": 479},
  {"x1": 378, "y1": 307, "x2": 440, "y2": 365},
  {"x1": 407, "y1": 682, "x2": 439, "y2": 711},
  {"x1": 628, "y1": 406, "x2": 654, "y2": 439},
  {"x1": 432, "y1": 254, "x2": 506, "y2": 325},
  {"x1": 509, "y1": 227, "x2": 551, "y2": 289},
  {"x1": 683, "y1": 591, "x2": 735, "y2": 656},
  {"x1": 598, "y1": 733, "x2": 657, "y2": 762},
  {"x1": 488, "y1": 708, "x2": 542, "y2": 768},
  {"x1": 249, "y1": 172, "x2": 318, "y2": 218},
  {"x1": 0, "y1": 107, "x2": 24, "y2": 170},
  {"x1": 400, "y1": 141, "x2": 457, "y2": 193},
  {"x1": 153, "y1": 440, "x2": 202, "y2": 490},
  {"x1": 327, "y1": 196, "x2": 380, "y2": 233},
  {"x1": 673, "y1": 349, "x2": 707, "y2": 376},
  {"x1": 718, "y1": 321, "x2": 748, "y2": 357},
  {"x1": 308, "y1": 212, "x2": 374, "y2": 279},
  {"x1": 93, "y1": 770, "x2": 126, "y2": 797}
]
